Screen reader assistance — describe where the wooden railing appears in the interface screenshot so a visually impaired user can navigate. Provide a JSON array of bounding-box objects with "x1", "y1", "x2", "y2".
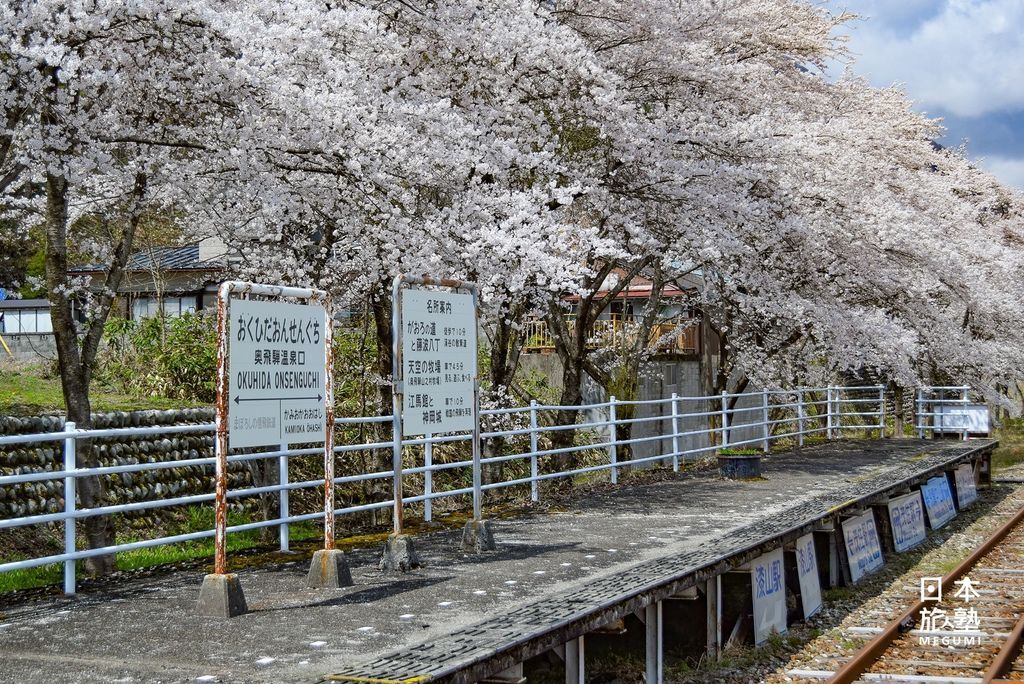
[{"x1": 523, "y1": 315, "x2": 700, "y2": 355}]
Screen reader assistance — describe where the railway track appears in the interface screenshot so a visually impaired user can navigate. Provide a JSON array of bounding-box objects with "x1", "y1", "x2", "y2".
[{"x1": 783, "y1": 499, "x2": 1024, "y2": 684}]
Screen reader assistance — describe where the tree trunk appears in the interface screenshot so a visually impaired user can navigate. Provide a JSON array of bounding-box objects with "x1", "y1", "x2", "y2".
[
  {"x1": 369, "y1": 290, "x2": 393, "y2": 527},
  {"x1": 893, "y1": 384, "x2": 905, "y2": 438},
  {"x1": 481, "y1": 308, "x2": 525, "y2": 485},
  {"x1": 44, "y1": 174, "x2": 116, "y2": 575}
]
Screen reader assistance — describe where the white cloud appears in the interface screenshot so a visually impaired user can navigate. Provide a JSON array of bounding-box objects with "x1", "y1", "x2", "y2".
[
  {"x1": 837, "y1": 0, "x2": 1024, "y2": 117},
  {"x1": 978, "y1": 155, "x2": 1024, "y2": 189}
]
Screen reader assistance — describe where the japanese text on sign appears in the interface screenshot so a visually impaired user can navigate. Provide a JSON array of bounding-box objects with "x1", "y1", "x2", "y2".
[
  {"x1": 842, "y1": 511, "x2": 884, "y2": 583},
  {"x1": 888, "y1": 491, "x2": 927, "y2": 552},
  {"x1": 921, "y1": 475, "x2": 957, "y2": 529},
  {"x1": 229, "y1": 298, "x2": 327, "y2": 448},
  {"x1": 400, "y1": 289, "x2": 477, "y2": 436},
  {"x1": 795, "y1": 533, "x2": 822, "y2": 618},
  {"x1": 955, "y1": 463, "x2": 978, "y2": 509},
  {"x1": 751, "y1": 548, "x2": 787, "y2": 645}
]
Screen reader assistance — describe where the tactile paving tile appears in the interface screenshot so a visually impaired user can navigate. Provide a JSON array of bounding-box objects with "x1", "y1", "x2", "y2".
[{"x1": 324, "y1": 441, "x2": 992, "y2": 682}]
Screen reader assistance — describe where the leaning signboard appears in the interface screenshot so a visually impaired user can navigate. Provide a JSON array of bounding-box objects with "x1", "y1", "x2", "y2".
[
  {"x1": 795, "y1": 533, "x2": 822, "y2": 619},
  {"x1": 400, "y1": 288, "x2": 477, "y2": 436},
  {"x1": 954, "y1": 463, "x2": 978, "y2": 509},
  {"x1": 228, "y1": 298, "x2": 327, "y2": 448},
  {"x1": 842, "y1": 511, "x2": 884, "y2": 583},
  {"x1": 887, "y1": 491, "x2": 927, "y2": 552},
  {"x1": 920, "y1": 475, "x2": 957, "y2": 529},
  {"x1": 751, "y1": 547, "x2": 787, "y2": 645}
]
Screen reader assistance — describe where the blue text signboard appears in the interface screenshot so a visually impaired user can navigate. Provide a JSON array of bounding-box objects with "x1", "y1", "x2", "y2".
[
  {"x1": 751, "y1": 547, "x2": 787, "y2": 645},
  {"x1": 921, "y1": 476, "x2": 957, "y2": 529},
  {"x1": 954, "y1": 464, "x2": 977, "y2": 509},
  {"x1": 795, "y1": 533, "x2": 822, "y2": 619},
  {"x1": 842, "y1": 511, "x2": 884, "y2": 583},
  {"x1": 887, "y1": 492, "x2": 927, "y2": 552}
]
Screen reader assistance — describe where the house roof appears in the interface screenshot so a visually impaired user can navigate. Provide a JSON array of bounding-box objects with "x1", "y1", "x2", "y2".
[
  {"x1": 70, "y1": 245, "x2": 223, "y2": 274},
  {"x1": 0, "y1": 298, "x2": 49, "y2": 309}
]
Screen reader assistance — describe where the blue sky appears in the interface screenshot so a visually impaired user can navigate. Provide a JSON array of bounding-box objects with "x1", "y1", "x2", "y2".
[{"x1": 827, "y1": 0, "x2": 1024, "y2": 189}]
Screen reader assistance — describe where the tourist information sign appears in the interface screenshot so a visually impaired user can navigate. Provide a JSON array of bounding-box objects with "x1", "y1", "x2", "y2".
[
  {"x1": 399, "y1": 288, "x2": 477, "y2": 437},
  {"x1": 228, "y1": 297, "x2": 328, "y2": 449},
  {"x1": 391, "y1": 274, "x2": 481, "y2": 536}
]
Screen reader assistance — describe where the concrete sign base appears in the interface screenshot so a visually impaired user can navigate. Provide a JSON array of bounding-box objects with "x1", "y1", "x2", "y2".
[
  {"x1": 306, "y1": 549, "x2": 353, "y2": 588},
  {"x1": 379, "y1": 534, "x2": 421, "y2": 573},
  {"x1": 196, "y1": 573, "x2": 248, "y2": 618},
  {"x1": 462, "y1": 519, "x2": 496, "y2": 553}
]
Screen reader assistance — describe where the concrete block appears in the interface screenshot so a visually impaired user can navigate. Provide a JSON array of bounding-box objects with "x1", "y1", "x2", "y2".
[
  {"x1": 379, "y1": 533, "x2": 421, "y2": 573},
  {"x1": 462, "y1": 519, "x2": 496, "y2": 553},
  {"x1": 196, "y1": 573, "x2": 247, "y2": 618},
  {"x1": 306, "y1": 549, "x2": 353, "y2": 588}
]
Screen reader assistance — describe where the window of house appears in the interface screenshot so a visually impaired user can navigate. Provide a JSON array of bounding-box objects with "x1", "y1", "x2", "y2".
[
  {"x1": 131, "y1": 295, "x2": 199, "y2": 320},
  {"x1": 0, "y1": 308, "x2": 52, "y2": 333}
]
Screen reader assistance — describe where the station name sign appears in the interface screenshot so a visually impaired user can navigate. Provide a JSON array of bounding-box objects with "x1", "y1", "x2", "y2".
[
  {"x1": 228, "y1": 298, "x2": 327, "y2": 448},
  {"x1": 887, "y1": 491, "x2": 927, "y2": 552},
  {"x1": 795, "y1": 533, "x2": 822, "y2": 619},
  {"x1": 751, "y1": 547, "x2": 787, "y2": 645},
  {"x1": 954, "y1": 463, "x2": 977, "y2": 509},
  {"x1": 842, "y1": 511, "x2": 884, "y2": 583},
  {"x1": 400, "y1": 289, "x2": 477, "y2": 436},
  {"x1": 920, "y1": 475, "x2": 957, "y2": 529}
]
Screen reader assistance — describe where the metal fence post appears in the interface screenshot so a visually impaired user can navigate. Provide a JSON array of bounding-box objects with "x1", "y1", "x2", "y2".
[
  {"x1": 878, "y1": 386, "x2": 886, "y2": 439},
  {"x1": 63, "y1": 422, "x2": 77, "y2": 595},
  {"x1": 826, "y1": 386, "x2": 834, "y2": 439},
  {"x1": 917, "y1": 387, "x2": 925, "y2": 439},
  {"x1": 424, "y1": 433, "x2": 433, "y2": 522},
  {"x1": 961, "y1": 386, "x2": 969, "y2": 441},
  {"x1": 529, "y1": 400, "x2": 539, "y2": 502},
  {"x1": 609, "y1": 396, "x2": 618, "y2": 485},
  {"x1": 720, "y1": 391, "x2": 729, "y2": 448},
  {"x1": 670, "y1": 393, "x2": 681, "y2": 472},
  {"x1": 279, "y1": 440, "x2": 289, "y2": 552},
  {"x1": 797, "y1": 390, "x2": 805, "y2": 447},
  {"x1": 761, "y1": 389, "x2": 770, "y2": 453}
]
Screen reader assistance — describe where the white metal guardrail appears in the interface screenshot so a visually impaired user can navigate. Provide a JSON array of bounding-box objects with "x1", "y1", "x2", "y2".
[
  {"x1": 915, "y1": 385, "x2": 989, "y2": 440},
  {"x1": 0, "y1": 385, "x2": 889, "y2": 593}
]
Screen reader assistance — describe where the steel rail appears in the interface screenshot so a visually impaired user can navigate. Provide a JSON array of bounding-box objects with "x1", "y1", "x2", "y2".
[
  {"x1": 830, "y1": 502, "x2": 1024, "y2": 684},
  {"x1": 984, "y1": 612, "x2": 1024, "y2": 683}
]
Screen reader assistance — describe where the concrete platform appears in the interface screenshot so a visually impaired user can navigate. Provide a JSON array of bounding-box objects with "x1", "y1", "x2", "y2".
[{"x1": 0, "y1": 439, "x2": 995, "y2": 683}]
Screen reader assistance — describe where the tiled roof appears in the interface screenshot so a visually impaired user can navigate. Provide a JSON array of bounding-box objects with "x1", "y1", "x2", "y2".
[{"x1": 70, "y1": 245, "x2": 222, "y2": 273}]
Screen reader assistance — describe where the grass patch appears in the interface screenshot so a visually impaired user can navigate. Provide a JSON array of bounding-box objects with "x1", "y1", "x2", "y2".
[
  {"x1": 0, "y1": 363, "x2": 203, "y2": 417},
  {"x1": 993, "y1": 419, "x2": 1024, "y2": 474}
]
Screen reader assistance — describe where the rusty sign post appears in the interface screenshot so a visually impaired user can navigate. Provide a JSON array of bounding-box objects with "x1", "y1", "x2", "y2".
[
  {"x1": 381, "y1": 274, "x2": 492, "y2": 573},
  {"x1": 196, "y1": 281, "x2": 345, "y2": 618}
]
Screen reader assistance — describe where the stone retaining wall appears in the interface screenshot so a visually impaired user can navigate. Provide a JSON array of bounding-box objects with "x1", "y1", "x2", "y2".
[{"x1": 0, "y1": 409, "x2": 258, "y2": 520}]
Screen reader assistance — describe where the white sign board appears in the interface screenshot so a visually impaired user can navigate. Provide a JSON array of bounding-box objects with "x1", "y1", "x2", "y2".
[
  {"x1": 954, "y1": 463, "x2": 978, "y2": 509},
  {"x1": 887, "y1": 492, "x2": 927, "y2": 552},
  {"x1": 228, "y1": 298, "x2": 327, "y2": 449},
  {"x1": 795, "y1": 533, "x2": 822, "y2": 619},
  {"x1": 921, "y1": 476, "x2": 957, "y2": 529},
  {"x1": 400, "y1": 289, "x2": 477, "y2": 436},
  {"x1": 934, "y1": 404, "x2": 990, "y2": 435},
  {"x1": 751, "y1": 547, "x2": 787, "y2": 645},
  {"x1": 842, "y1": 512, "x2": 884, "y2": 583}
]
